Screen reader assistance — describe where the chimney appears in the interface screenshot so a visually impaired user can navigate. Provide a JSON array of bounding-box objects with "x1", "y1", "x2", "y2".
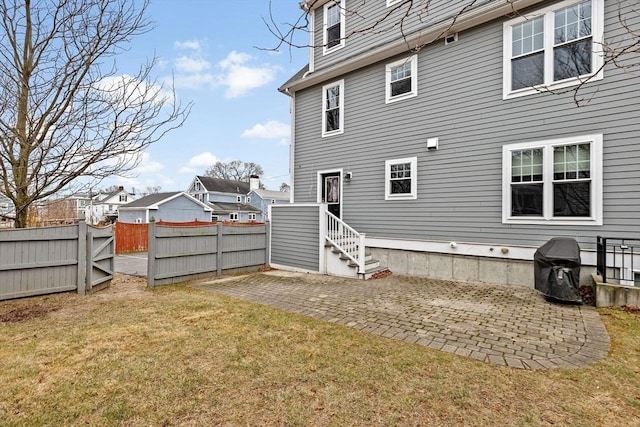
[
  {"x1": 249, "y1": 175, "x2": 260, "y2": 191},
  {"x1": 118, "y1": 186, "x2": 124, "y2": 191}
]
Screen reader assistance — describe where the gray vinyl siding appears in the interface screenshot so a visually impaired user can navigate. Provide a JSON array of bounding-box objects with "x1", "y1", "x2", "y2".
[
  {"x1": 118, "y1": 209, "x2": 147, "y2": 223},
  {"x1": 294, "y1": 0, "x2": 640, "y2": 252},
  {"x1": 153, "y1": 197, "x2": 211, "y2": 222},
  {"x1": 270, "y1": 205, "x2": 320, "y2": 272},
  {"x1": 312, "y1": 0, "x2": 501, "y2": 72}
]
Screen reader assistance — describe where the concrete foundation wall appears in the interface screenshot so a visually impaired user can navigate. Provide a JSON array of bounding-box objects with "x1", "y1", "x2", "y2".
[
  {"x1": 371, "y1": 248, "x2": 596, "y2": 288},
  {"x1": 593, "y1": 274, "x2": 640, "y2": 308}
]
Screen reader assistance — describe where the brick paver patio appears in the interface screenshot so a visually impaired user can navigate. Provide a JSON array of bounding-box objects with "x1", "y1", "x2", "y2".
[{"x1": 196, "y1": 270, "x2": 610, "y2": 370}]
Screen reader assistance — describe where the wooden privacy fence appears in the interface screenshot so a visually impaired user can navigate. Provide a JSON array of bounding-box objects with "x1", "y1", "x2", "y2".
[
  {"x1": 147, "y1": 220, "x2": 268, "y2": 287},
  {"x1": 115, "y1": 221, "x2": 148, "y2": 254},
  {"x1": 115, "y1": 220, "x2": 217, "y2": 254},
  {"x1": 0, "y1": 221, "x2": 114, "y2": 301}
]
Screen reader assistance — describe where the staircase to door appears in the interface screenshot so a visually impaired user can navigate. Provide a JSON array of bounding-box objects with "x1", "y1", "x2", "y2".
[{"x1": 324, "y1": 210, "x2": 388, "y2": 279}]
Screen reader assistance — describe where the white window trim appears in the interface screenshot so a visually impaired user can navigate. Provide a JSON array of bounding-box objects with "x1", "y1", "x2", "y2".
[
  {"x1": 502, "y1": 0, "x2": 604, "y2": 100},
  {"x1": 248, "y1": 213, "x2": 257, "y2": 221},
  {"x1": 502, "y1": 134, "x2": 602, "y2": 225},
  {"x1": 387, "y1": 0, "x2": 402, "y2": 6},
  {"x1": 229, "y1": 212, "x2": 238, "y2": 221},
  {"x1": 322, "y1": 79, "x2": 344, "y2": 137},
  {"x1": 323, "y1": 0, "x2": 345, "y2": 55},
  {"x1": 385, "y1": 157, "x2": 417, "y2": 201},
  {"x1": 385, "y1": 55, "x2": 418, "y2": 103}
]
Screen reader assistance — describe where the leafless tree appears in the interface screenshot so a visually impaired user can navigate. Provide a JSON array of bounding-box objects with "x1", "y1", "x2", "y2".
[
  {"x1": 0, "y1": 0, "x2": 192, "y2": 228},
  {"x1": 279, "y1": 182, "x2": 290, "y2": 192},
  {"x1": 204, "y1": 160, "x2": 265, "y2": 183}
]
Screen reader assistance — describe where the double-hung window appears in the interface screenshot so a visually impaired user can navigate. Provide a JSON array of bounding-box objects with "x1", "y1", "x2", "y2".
[
  {"x1": 502, "y1": 134, "x2": 602, "y2": 225},
  {"x1": 385, "y1": 157, "x2": 417, "y2": 200},
  {"x1": 503, "y1": 0, "x2": 603, "y2": 99},
  {"x1": 229, "y1": 213, "x2": 238, "y2": 221},
  {"x1": 386, "y1": 55, "x2": 417, "y2": 103},
  {"x1": 323, "y1": 0, "x2": 344, "y2": 54},
  {"x1": 322, "y1": 80, "x2": 344, "y2": 137}
]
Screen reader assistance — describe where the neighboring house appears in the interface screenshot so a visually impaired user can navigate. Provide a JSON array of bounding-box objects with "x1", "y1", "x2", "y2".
[
  {"x1": 247, "y1": 188, "x2": 291, "y2": 221},
  {"x1": 277, "y1": 0, "x2": 640, "y2": 284},
  {"x1": 186, "y1": 175, "x2": 261, "y2": 222},
  {"x1": 85, "y1": 186, "x2": 137, "y2": 225},
  {"x1": 118, "y1": 192, "x2": 213, "y2": 223},
  {"x1": 0, "y1": 193, "x2": 15, "y2": 228},
  {"x1": 38, "y1": 193, "x2": 92, "y2": 224}
]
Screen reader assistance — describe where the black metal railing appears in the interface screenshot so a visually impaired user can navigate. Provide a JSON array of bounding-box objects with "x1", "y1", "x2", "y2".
[{"x1": 597, "y1": 236, "x2": 640, "y2": 286}]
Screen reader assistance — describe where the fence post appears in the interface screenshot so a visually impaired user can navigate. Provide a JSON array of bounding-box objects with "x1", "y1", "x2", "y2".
[
  {"x1": 77, "y1": 220, "x2": 87, "y2": 295},
  {"x1": 265, "y1": 220, "x2": 270, "y2": 268},
  {"x1": 86, "y1": 229, "x2": 93, "y2": 293},
  {"x1": 216, "y1": 222, "x2": 223, "y2": 276},
  {"x1": 147, "y1": 219, "x2": 156, "y2": 287}
]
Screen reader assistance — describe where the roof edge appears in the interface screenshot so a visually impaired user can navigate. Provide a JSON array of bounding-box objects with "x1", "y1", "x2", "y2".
[{"x1": 282, "y1": 0, "x2": 544, "y2": 93}]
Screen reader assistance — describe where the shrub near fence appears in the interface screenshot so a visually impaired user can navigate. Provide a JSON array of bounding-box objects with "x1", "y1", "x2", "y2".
[{"x1": 147, "y1": 220, "x2": 268, "y2": 287}]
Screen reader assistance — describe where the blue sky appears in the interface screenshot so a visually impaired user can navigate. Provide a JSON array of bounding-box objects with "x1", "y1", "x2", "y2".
[{"x1": 106, "y1": 0, "x2": 308, "y2": 193}]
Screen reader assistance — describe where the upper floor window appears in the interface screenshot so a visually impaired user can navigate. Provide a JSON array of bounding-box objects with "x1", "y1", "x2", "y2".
[
  {"x1": 119, "y1": 194, "x2": 127, "y2": 202},
  {"x1": 386, "y1": 55, "x2": 417, "y2": 103},
  {"x1": 502, "y1": 134, "x2": 602, "y2": 225},
  {"x1": 323, "y1": 0, "x2": 345, "y2": 54},
  {"x1": 387, "y1": 0, "x2": 402, "y2": 6},
  {"x1": 322, "y1": 80, "x2": 344, "y2": 137},
  {"x1": 385, "y1": 157, "x2": 417, "y2": 200},
  {"x1": 194, "y1": 182, "x2": 201, "y2": 191},
  {"x1": 503, "y1": 0, "x2": 603, "y2": 99}
]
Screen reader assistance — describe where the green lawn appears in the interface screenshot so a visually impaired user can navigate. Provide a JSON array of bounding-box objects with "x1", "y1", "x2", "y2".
[{"x1": 0, "y1": 275, "x2": 638, "y2": 426}]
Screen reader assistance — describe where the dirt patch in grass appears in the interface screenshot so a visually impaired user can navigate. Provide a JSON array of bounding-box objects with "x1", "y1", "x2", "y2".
[{"x1": 0, "y1": 304, "x2": 61, "y2": 323}]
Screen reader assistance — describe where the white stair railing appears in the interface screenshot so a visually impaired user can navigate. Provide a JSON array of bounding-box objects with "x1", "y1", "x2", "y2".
[{"x1": 325, "y1": 210, "x2": 366, "y2": 274}]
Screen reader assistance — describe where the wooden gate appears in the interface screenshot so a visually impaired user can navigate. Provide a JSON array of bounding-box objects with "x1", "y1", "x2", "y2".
[
  {"x1": 86, "y1": 224, "x2": 114, "y2": 292},
  {"x1": 0, "y1": 221, "x2": 114, "y2": 300}
]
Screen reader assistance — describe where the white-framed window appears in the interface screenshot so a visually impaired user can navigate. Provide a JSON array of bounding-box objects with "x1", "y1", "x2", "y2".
[
  {"x1": 385, "y1": 55, "x2": 418, "y2": 103},
  {"x1": 236, "y1": 195, "x2": 242, "y2": 202},
  {"x1": 385, "y1": 157, "x2": 417, "y2": 200},
  {"x1": 502, "y1": 134, "x2": 602, "y2": 225},
  {"x1": 271, "y1": 199, "x2": 276, "y2": 204},
  {"x1": 119, "y1": 194, "x2": 127, "y2": 202},
  {"x1": 322, "y1": 80, "x2": 344, "y2": 137},
  {"x1": 323, "y1": 0, "x2": 345, "y2": 54},
  {"x1": 229, "y1": 213, "x2": 238, "y2": 221},
  {"x1": 246, "y1": 196, "x2": 251, "y2": 203},
  {"x1": 211, "y1": 215, "x2": 219, "y2": 222},
  {"x1": 387, "y1": 0, "x2": 402, "y2": 6},
  {"x1": 248, "y1": 213, "x2": 257, "y2": 221},
  {"x1": 503, "y1": 0, "x2": 603, "y2": 99},
  {"x1": 194, "y1": 182, "x2": 201, "y2": 191}
]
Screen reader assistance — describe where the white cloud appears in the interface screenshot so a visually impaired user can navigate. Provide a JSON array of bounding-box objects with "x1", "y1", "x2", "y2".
[
  {"x1": 97, "y1": 74, "x2": 174, "y2": 107},
  {"x1": 241, "y1": 120, "x2": 290, "y2": 139},
  {"x1": 134, "y1": 152, "x2": 164, "y2": 174},
  {"x1": 174, "y1": 39, "x2": 202, "y2": 51},
  {"x1": 216, "y1": 51, "x2": 280, "y2": 98},
  {"x1": 175, "y1": 55, "x2": 211, "y2": 74},
  {"x1": 178, "y1": 152, "x2": 218, "y2": 174}
]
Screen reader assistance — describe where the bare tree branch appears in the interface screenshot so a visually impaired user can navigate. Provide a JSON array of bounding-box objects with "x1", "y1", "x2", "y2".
[{"x1": 0, "y1": 0, "x2": 192, "y2": 227}]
